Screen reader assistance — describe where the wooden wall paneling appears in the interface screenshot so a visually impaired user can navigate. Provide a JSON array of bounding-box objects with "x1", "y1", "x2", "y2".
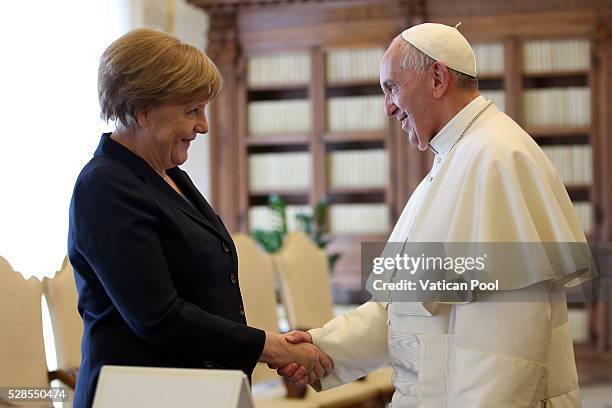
[
  {"x1": 393, "y1": 119, "x2": 429, "y2": 216},
  {"x1": 426, "y1": 0, "x2": 608, "y2": 19},
  {"x1": 388, "y1": 9, "x2": 427, "y2": 222},
  {"x1": 385, "y1": 115, "x2": 398, "y2": 223},
  {"x1": 596, "y1": 17, "x2": 612, "y2": 242},
  {"x1": 310, "y1": 47, "x2": 326, "y2": 207},
  {"x1": 504, "y1": 37, "x2": 522, "y2": 124},
  {"x1": 237, "y1": 54, "x2": 249, "y2": 232},
  {"x1": 236, "y1": 0, "x2": 419, "y2": 52},
  {"x1": 594, "y1": 14, "x2": 612, "y2": 352},
  {"x1": 433, "y1": 9, "x2": 600, "y2": 39},
  {"x1": 391, "y1": 5, "x2": 434, "y2": 218},
  {"x1": 590, "y1": 28, "x2": 603, "y2": 242},
  {"x1": 207, "y1": 6, "x2": 240, "y2": 230},
  {"x1": 191, "y1": 0, "x2": 425, "y2": 10},
  {"x1": 238, "y1": 22, "x2": 400, "y2": 53},
  {"x1": 391, "y1": 119, "x2": 407, "y2": 220}
]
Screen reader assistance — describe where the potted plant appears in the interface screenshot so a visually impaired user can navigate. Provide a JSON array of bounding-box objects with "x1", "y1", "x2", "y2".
[{"x1": 251, "y1": 194, "x2": 341, "y2": 271}]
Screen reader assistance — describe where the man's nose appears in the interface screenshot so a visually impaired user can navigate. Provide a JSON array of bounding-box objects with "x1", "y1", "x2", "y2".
[{"x1": 384, "y1": 97, "x2": 398, "y2": 118}]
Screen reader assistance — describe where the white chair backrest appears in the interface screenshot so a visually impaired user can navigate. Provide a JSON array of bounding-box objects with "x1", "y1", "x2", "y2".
[
  {"x1": 0, "y1": 256, "x2": 50, "y2": 391},
  {"x1": 275, "y1": 232, "x2": 335, "y2": 330},
  {"x1": 232, "y1": 234, "x2": 280, "y2": 385},
  {"x1": 43, "y1": 256, "x2": 83, "y2": 369}
]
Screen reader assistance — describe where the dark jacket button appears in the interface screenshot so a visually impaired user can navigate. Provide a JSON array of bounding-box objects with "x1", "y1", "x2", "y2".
[
  {"x1": 222, "y1": 242, "x2": 230, "y2": 253},
  {"x1": 230, "y1": 273, "x2": 237, "y2": 284},
  {"x1": 238, "y1": 304, "x2": 245, "y2": 316}
]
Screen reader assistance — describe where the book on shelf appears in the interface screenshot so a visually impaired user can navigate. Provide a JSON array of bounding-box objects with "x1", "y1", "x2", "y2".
[
  {"x1": 522, "y1": 87, "x2": 590, "y2": 127},
  {"x1": 326, "y1": 95, "x2": 386, "y2": 132},
  {"x1": 573, "y1": 202, "x2": 592, "y2": 235},
  {"x1": 473, "y1": 43, "x2": 505, "y2": 76},
  {"x1": 249, "y1": 152, "x2": 311, "y2": 191},
  {"x1": 541, "y1": 145, "x2": 592, "y2": 185},
  {"x1": 248, "y1": 99, "x2": 311, "y2": 135},
  {"x1": 249, "y1": 205, "x2": 311, "y2": 232},
  {"x1": 326, "y1": 48, "x2": 385, "y2": 83},
  {"x1": 522, "y1": 39, "x2": 590, "y2": 74},
  {"x1": 329, "y1": 204, "x2": 389, "y2": 234},
  {"x1": 567, "y1": 307, "x2": 589, "y2": 344},
  {"x1": 327, "y1": 149, "x2": 387, "y2": 189},
  {"x1": 247, "y1": 52, "x2": 311, "y2": 87},
  {"x1": 480, "y1": 90, "x2": 506, "y2": 113}
]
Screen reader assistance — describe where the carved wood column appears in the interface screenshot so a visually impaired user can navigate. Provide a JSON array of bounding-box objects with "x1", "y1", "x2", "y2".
[
  {"x1": 592, "y1": 14, "x2": 612, "y2": 353},
  {"x1": 504, "y1": 37, "x2": 522, "y2": 124},
  {"x1": 596, "y1": 15, "x2": 612, "y2": 243},
  {"x1": 310, "y1": 47, "x2": 326, "y2": 207},
  {"x1": 391, "y1": 0, "x2": 427, "y2": 221},
  {"x1": 206, "y1": 6, "x2": 241, "y2": 231}
]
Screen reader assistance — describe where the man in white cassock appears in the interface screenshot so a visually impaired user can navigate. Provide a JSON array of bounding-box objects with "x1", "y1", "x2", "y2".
[{"x1": 277, "y1": 23, "x2": 591, "y2": 407}]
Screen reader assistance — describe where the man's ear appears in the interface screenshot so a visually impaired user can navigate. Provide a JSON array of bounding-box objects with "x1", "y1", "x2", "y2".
[
  {"x1": 135, "y1": 106, "x2": 151, "y2": 129},
  {"x1": 432, "y1": 62, "x2": 450, "y2": 99}
]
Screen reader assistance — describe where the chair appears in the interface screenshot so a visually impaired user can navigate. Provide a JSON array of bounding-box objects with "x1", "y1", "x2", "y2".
[
  {"x1": 233, "y1": 233, "x2": 321, "y2": 408},
  {"x1": 274, "y1": 233, "x2": 334, "y2": 331},
  {"x1": 274, "y1": 232, "x2": 394, "y2": 405},
  {"x1": 0, "y1": 256, "x2": 72, "y2": 407},
  {"x1": 42, "y1": 257, "x2": 82, "y2": 389},
  {"x1": 238, "y1": 233, "x2": 383, "y2": 408}
]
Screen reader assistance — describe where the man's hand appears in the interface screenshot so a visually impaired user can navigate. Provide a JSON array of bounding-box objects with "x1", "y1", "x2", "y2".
[
  {"x1": 275, "y1": 330, "x2": 332, "y2": 386},
  {"x1": 259, "y1": 331, "x2": 332, "y2": 385}
]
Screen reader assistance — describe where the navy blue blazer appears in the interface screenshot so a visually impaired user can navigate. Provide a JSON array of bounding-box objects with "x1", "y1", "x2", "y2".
[{"x1": 68, "y1": 133, "x2": 265, "y2": 408}]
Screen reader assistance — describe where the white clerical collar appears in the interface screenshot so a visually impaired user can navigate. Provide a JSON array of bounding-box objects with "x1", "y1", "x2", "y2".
[{"x1": 429, "y1": 95, "x2": 488, "y2": 156}]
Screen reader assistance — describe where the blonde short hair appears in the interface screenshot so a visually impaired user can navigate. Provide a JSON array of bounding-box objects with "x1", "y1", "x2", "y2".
[{"x1": 98, "y1": 28, "x2": 223, "y2": 129}]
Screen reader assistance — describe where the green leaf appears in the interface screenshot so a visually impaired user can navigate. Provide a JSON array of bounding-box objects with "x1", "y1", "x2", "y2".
[{"x1": 250, "y1": 195, "x2": 341, "y2": 270}]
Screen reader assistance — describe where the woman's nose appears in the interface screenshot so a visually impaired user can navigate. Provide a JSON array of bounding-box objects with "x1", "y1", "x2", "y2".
[{"x1": 195, "y1": 114, "x2": 208, "y2": 134}]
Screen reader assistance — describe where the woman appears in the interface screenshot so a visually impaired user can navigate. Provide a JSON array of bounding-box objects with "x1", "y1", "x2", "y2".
[{"x1": 68, "y1": 28, "x2": 330, "y2": 408}]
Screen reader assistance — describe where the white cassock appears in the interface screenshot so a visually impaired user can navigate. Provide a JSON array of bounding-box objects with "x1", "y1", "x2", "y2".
[{"x1": 309, "y1": 96, "x2": 591, "y2": 407}]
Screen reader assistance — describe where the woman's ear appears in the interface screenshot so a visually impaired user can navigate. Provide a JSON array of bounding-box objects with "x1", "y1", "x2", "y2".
[
  {"x1": 432, "y1": 62, "x2": 450, "y2": 99},
  {"x1": 135, "y1": 106, "x2": 150, "y2": 129}
]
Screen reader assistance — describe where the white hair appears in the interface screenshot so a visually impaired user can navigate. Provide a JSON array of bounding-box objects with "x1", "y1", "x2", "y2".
[{"x1": 398, "y1": 40, "x2": 478, "y2": 90}]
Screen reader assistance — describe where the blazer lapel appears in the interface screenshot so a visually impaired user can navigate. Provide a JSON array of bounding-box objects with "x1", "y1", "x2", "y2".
[
  {"x1": 167, "y1": 168, "x2": 232, "y2": 243},
  {"x1": 95, "y1": 133, "x2": 228, "y2": 243},
  {"x1": 154, "y1": 177, "x2": 228, "y2": 243}
]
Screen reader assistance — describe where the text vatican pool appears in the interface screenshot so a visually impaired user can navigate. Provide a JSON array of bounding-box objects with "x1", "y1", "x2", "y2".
[{"x1": 372, "y1": 279, "x2": 499, "y2": 291}]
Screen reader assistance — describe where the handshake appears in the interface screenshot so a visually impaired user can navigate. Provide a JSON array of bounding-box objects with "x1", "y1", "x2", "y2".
[{"x1": 260, "y1": 330, "x2": 332, "y2": 386}]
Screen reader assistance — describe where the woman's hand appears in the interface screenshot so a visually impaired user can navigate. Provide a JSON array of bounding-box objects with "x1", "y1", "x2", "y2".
[
  {"x1": 259, "y1": 331, "x2": 332, "y2": 385},
  {"x1": 275, "y1": 330, "x2": 325, "y2": 385}
]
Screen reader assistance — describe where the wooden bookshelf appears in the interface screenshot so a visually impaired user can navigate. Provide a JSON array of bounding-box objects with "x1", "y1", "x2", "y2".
[
  {"x1": 566, "y1": 184, "x2": 592, "y2": 201},
  {"x1": 327, "y1": 189, "x2": 386, "y2": 204},
  {"x1": 323, "y1": 130, "x2": 386, "y2": 143},
  {"x1": 249, "y1": 189, "x2": 309, "y2": 196},
  {"x1": 431, "y1": 3, "x2": 611, "y2": 364},
  {"x1": 477, "y1": 73, "x2": 504, "y2": 80},
  {"x1": 528, "y1": 126, "x2": 591, "y2": 137},
  {"x1": 249, "y1": 191, "x2": 309, "y2": 206},
  {"x1": 248, "y1": 90, "x2": 309, "y2": 101},
  {"x1": 522, "y1": 70, "x2": 589, "y2": 78},
  {"x1": 246, "y1": 134, "x2": 310, "y2": 146},
  {"x1": 247, "y1": 83, "x2": 309, "y2": 92},
  {"x1": 193, "y1": 0, "x2": 612, "y2": 359},
  {"x1": 326, "y1": 80, "x2": 381, "y2": 89},
  {"x1": 327, "y1": 187, "x2": 386, "y2": 195}
]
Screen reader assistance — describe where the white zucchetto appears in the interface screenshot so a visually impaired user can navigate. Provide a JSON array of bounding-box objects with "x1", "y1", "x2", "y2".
[{"x1": 401, "y1": 22, "x2": 477, "y2": 77}]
